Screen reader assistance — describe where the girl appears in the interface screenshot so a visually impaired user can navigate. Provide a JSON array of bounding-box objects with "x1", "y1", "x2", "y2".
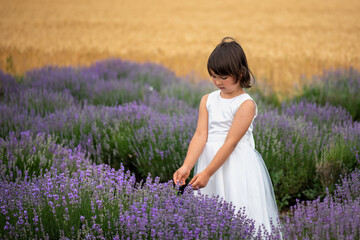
[{"x1": 173, "y1": 37, "x2": 280, "y2": 234}]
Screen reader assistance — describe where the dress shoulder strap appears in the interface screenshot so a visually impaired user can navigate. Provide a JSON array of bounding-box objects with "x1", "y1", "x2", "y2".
[
  {"x1": 232, "y1": 93, "x2": 258, "y2": 119},
  {"x1": 206, "y1": 90, "x2": 221, "y2": 109}
]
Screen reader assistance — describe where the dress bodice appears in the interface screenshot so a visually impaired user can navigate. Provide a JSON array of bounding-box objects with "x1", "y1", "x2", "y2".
[{"x1": 206, "y1": 90, "x2": 258, "y2": 148}]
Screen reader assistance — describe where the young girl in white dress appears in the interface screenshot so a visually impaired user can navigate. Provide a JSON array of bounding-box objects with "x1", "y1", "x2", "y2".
[{"x1": 173, "y1": 37, "x2": 280, "y2": 234}]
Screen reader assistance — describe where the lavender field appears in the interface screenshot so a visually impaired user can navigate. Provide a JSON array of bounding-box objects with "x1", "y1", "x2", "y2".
[{"x1": 1, "y1": 59, "x2": 360, "y2": 239}]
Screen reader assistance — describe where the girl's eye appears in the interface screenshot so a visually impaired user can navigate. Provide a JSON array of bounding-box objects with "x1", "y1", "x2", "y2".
[{"x1": 210, "y1": 74, "x2": 227, "y2": 80}]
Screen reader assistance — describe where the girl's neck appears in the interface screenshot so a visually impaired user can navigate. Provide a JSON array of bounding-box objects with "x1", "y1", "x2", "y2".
[{"x1": 220, "y1": 88, "x2": 246, "y2": 99}]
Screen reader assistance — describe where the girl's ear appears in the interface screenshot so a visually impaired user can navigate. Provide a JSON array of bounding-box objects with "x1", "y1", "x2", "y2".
[{"x1": 239, "y1": 68, "x2": 247, "y2": 81}]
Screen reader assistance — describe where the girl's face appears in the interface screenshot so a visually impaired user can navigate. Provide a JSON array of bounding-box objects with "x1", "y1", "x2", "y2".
[{"x1": 210, "y1": 70, "x2": 241, "y2": 94}]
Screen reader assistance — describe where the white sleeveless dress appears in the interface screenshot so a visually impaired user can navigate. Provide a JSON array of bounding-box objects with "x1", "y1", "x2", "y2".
[{"x1": 194, "y1": 90, "x2": 279, "y2": 233}]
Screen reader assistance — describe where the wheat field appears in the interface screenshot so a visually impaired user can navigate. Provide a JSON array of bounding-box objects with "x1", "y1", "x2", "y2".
[{"x1": 1, "y1": 0, "x2": 360, "y2": 95}]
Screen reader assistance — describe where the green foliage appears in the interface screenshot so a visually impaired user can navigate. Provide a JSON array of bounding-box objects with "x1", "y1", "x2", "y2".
[
  {"x1": 128, "y1": 118, "x2": 195, "y2": 181},
  {"x1": 2, "y1": 60, "x2": 360, "y2": 212},
  {"x1": 0, "y1": 133, "x2": 57, "y2": 180},
  {"x1": 248, "y1": 85, "x2": 281, "y2": 109},
  {"x1": 317, "y1": 134, "x2": 359, "y2": 192},
  {"x1": 100, "y1": 122, "x2": 138, "y2": 173},
  {"x1": 0, "y1": 132, "x2": 89, "y2": 181},
  {"x1": 298, "y1": 68, "x2": 360, "y2": 121},
  {"x1": 254, "y1": 115, "x2": 324, "y2": 207},
  {"x1": 5, "y1": 55, "x2": 15, "y2": 75},
  {"x1": 162, "y1": 82, "x2": 215, "y2": 108}
]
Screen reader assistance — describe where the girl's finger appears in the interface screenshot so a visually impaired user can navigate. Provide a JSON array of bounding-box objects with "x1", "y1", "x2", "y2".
[
  {"x1": 189, "y1": 177, "x2": 195, "y2": 185},
  {"x1": 182, "y1": 177, "x2": 187, "y2": 183},
  {"x1": 173, "y1": 172, "x2": 178, "y2": 184},
  {"x1": 174, "y1": 172, "x2": 182, "y2": 185},
  {"x1": 177, "y1": 178, "x2": 183, "y2": 185},
  {"x1": 192, "y1": 179, "x2": 200, "y2": 189},
  {"x1": 189, "y1": 174, "x2": 198, "y2": 186}
]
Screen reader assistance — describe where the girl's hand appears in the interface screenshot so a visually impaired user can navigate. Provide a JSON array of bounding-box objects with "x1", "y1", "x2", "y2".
[
  {"x1": 189, "y1": 171, "x2": 211, "y2": 189},
  {"x1": 173, "y1": 166, "x2": 191, "y2": 186}
]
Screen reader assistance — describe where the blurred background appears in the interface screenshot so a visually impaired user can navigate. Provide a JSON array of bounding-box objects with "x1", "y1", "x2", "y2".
[{"x1": 1, "y1": 0, "x2": 359, "y2": 95}]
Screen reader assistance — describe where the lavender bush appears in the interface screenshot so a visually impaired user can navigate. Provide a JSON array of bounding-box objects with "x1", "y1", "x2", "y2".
[
  {"x1": 1, "y1": 59, "x2": 360, "y2": 238},
  {"x1": 282, "y1": 168, "x2": 360, "y2": 239},
  {"x1": 1, "y1": 131, "x2": 357, "y2": 239},
  {"x1": 254, "y1": 110, "x2": 318, "y2": 207},
  {"x1": 280, "y1": 99, "x2": 353, "y2": 126},
  {"x1": 254, "y1": 101, "x2": 360, "y2": 208},
  {"x1": 0, "y1": 60, "x2": 206, "y2": 181},
  {"x1": 129, "y1": 112, "x2": 196, "y2": 180},
  {"x1": 0, "y1": 131, "x2": 90, "y2": 181},
  {"x1": 23, "y1": 60, "x2": 213, "y2": 108},
  {"x1": 0, "y1": 133, "x2": 281, "y2": 239},
  {"x1": 0, "y1": 71, "x2": 18, "y2": 103},
  {"x1": 1, "y1": 59, "x2": 360, "y2": 211},
  {"x1": 299, "y1": 67, "x2": 360, "y2": 121}
]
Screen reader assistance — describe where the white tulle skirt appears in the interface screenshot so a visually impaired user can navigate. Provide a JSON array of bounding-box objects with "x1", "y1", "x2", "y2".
[{"x1": 194, "y1": 137, "x2": 280, "y2": 233}]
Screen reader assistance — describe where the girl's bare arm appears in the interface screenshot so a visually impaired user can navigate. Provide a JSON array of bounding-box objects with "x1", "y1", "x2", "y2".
[
  {"x1": 173, "y1": 94, "x2": 209, "y2": 185},
  {"x1": 190, "y1": 99, "x2": 256, "y2": 189}
]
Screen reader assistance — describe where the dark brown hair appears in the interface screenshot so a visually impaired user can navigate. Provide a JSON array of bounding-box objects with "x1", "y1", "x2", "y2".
[{"x1": 207, "y1": 37, "x2": 254, "y2": 88}]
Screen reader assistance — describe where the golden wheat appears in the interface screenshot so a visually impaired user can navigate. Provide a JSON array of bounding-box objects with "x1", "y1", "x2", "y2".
[{"x1": 1, "y1": 0, "x2": 359, "y2": 95}]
